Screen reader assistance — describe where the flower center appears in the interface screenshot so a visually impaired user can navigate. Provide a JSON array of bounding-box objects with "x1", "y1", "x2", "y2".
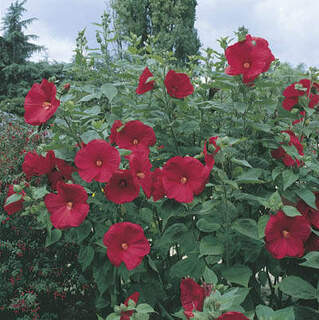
[
  {"x1": 96, "y1": 160, "x2": 103, "y2": 167},
  {"x1": 119, "y1": 179, "x2": 127, "y2": 188},
  {"x1": 132, "y1": 138, "x2": 139, "y2": 145},
  {"x1": 282, "y1": 230, "x2": 290, "y2": 238},
  {"x1": 121, "y1": 243, "x2": 128, "y2": 250},
  {"x1": 42, "y1": 101, "x2": 51, "y2": 110},
  {"x1": 243, "y1": 62, "x2": 251, "y2": 69},
  {"x1": 66, "y1": 201, "x2": 73, "y2": 210},
  {"x1": 180, "y1": 176, "x2": 188, "y2": 184},
  {"x1": 136, "y1": 172, "x2": 145, "y2": 179}
]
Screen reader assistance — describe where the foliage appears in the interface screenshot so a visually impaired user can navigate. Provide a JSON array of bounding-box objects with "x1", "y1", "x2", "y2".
[
  {"x1": 0, "y1": 113, "x2": 97, "y2": 319},
  {"x1": 0, "y1": 1, "x2": 67, "y2": 113},
  {"x1": 3, "y1": 15, "x2": 319, "y2": 319},
  {"x1": 111, "y1": 0, "x2": 201, "y2": 64},
  {"x1": 1, "y1": 0, "x2": 43, "y2": 64}
]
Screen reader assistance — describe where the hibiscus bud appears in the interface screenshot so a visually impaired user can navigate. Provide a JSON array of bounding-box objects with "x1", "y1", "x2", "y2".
[{"x1": 63, "y1": 83, "x2": 71, "y2": 93}]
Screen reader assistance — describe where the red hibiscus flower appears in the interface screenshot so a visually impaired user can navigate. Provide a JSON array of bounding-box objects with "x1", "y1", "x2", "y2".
[
  {"x1": 164, "y1": 70, "x2": 194, "y2": 99},
  {"x1": 109, "y1": 120, "x2": 123, "y2": 144},
  {"x1": 24, "y1": 79, "x2": 60, "y2": 125},
  {"x1": 75, "y1": 139, "x2": 120, "y2": 183},
  {"x1": 120, "y1": 292, "x2": 140, "y2": 320},
  {"x1": 296, "y1": 195, "x2": 319, "y2": 229},
  {"x1": 225, "y1": 34, "x2": 275, "y2": 84},
  {"x1": 150, "y1": 168, "x2": 166, "y2": 201},
  {"x1": 271, "y1": 130, "x2": 303, "y2": 167},
  {"x1": 265, "y1": 210, "x2": 311, "y2": 259},
  {"x1": 103, "y1": 222, "x2": 150, "y2": 270},
  {"x1": 216, "y1": 312, "x2": 249, "y2": 320},
  {"x1": 104, "y1": 169, "x2": 140, "y2": 204},
  {"x1": 136, "y1": 67, "x2": 155, "y2": 95},
  {"x1": 282, "y1": 79, "x2": 319, "y2": 111},
  {"x1": 115, "y1": 120, "x2": 156, "y2": 152},
  {"x1": 180, "y1": 278, "x2": 211, "y2": 319},
  {"x1": 22, "y1": 150, "x2": 56, "y2": 179},
  {"x1": 4, "y1": 185, "x2": 25, "y2": 215},
  {"x1": 44, "y1": 182, "x2": 89, "y2": 229},
  {"x1": 128, "y1": 151, "x2": 153, "y2": 198},
  {"x1": 162, "y1": 156, "x2": 206, "y2": 203}
]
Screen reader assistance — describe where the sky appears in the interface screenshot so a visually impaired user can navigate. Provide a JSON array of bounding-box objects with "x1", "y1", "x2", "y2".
[{"x1": 0, "y1": 0, "x2": 318, "y2": 68}]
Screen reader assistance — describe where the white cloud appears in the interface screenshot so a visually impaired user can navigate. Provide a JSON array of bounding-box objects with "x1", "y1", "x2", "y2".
[{"x1": 196, "y1": 0, "x2": 319, "y2": 68}]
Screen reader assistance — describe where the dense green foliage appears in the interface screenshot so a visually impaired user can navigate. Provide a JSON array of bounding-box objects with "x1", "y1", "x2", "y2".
[
  {"x1": 0, "y1": 1, "x2": 66, "y2": 113},
  {"x1": 111, "y1": 0, "x2": 201, "y2": 64},
  {"x1": 2, "y1": 2, "x2": 319, "y2": 319}
]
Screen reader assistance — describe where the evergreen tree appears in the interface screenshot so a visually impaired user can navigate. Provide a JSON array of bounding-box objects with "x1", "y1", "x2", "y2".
[
  {"x1": 1, "y1": 0, "x2": 43, "y2": 64},
  {"x1": 111, "y1": 0, "x2": 201, "y2": 64}
]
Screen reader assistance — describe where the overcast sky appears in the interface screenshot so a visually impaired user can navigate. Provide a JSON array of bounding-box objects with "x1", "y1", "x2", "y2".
[{"x1": 0, "y1": 0, "x2": 318, "y2": 68}]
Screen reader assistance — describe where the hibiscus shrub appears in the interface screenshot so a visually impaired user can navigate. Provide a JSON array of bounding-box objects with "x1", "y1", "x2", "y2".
[
  {"x1": 3, "y1": 28, "x2": 319, "y2": 320},
  {"x1": 0, "y1": 114, "x2": 96, "y2": 319}
]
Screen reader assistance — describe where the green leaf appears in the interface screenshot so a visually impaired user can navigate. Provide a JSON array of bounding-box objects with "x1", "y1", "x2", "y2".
[
  {"x1": 235, "y1": 169, "x2": 264, "y2": 184},
  {"x1": 256, "y1": 305, "x2": 277, "y2": 320},
  {"x1": 272, "y1": 167, "x2": 282, "y2": 181},
  {"x1": 282, "y1": 205, "x2": 301, "y2": 217},
  {"x1": 196, "y1": 218, "x2": 220, "y2": 232},
  {"x1": 203, "y1": 267, "x2": 218, "y2": 284},
  {"x1": 221, "y1": 264, "x2": 252, "y2": 287},
  {"x1": 282, "y1": 170, "x2": 298, "y2": 191},
  {"x1": 101, "y1": 83, "x2": 118, "y2": 102},
  {"x1": 279, "y1": 276, "x2": 317, "y2": 300},
  {"x1": 199, "y1": 235, "x2": 224, "y2": 256},
  {"x1": 169, "y1": 255, "x2": 205, "y2": 279},
  {"x1": 258, "y1": 215, "x2": 270, "y2": 239},
  {"x1": 76, "y1": 220, "x2": 92, "y2": 242},
  {"x1": 93, "y1": 263, "x2": 112, "y2": 295},
  {"x1": 5, "y1": 193, "x2": 22, "y2": 206},
  {"x1": 231, "y1": 158, "x2": 252, "y2": 168},
  {"x1": 266, "y1": 191, "x2": 282, "y2": 211},
  {"x1": 45, "y1": 229, "x2": 62, "y2": 247},
  {"x1": 297, "y1": 189, "x2": 317, "y2": 210},
  {"x1": 136, "y1": 303, "x2": 155, "y2": 314},
  {"x1": 299, "y1": 252, "x2": 319, "y2": 269},
  {"x1": 78, "y1": 246, "x2": 95, "y2": 271},
  {"x1": 105, "y1": 313, "x2": 120, "y2": 320},
  {"x1": 32, "y1": 186, "x2": 48, "y2": 200},
  {"x1": 80, "y1": 130, "x2": 101, "y2": 144},
  {"x1": 232, "y1": 218, "x2": 259, "y2": 240}
]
